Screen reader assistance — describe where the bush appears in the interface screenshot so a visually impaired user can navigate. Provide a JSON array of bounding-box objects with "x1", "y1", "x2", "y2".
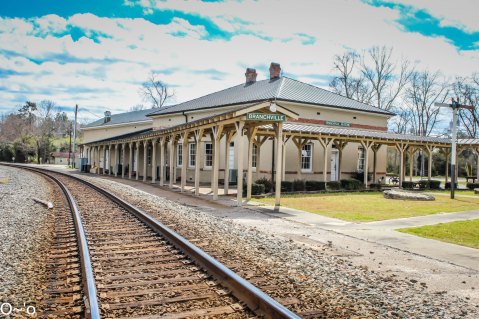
[
  {"x1": 281, "y1": 181, "x2": 293, "y2": 192},
  {"x1": 305, "y1": 181, "x2": 326, "y2": 191},
  {"x1": 418, "y1": 180, "x2": 430, "y2": 189},
  {"x1": 340, "y1": 179, "x2": 363, "y2": 190},
  {"x1": 242, "y1": 183, "x2": 266, "y2": 196},
  {"x1": 369, "y1": 183, "x2": 382, "y2": 190},
  {"x1": 445, "y1": 182, "x2": 458, "y2": 189},
  {"x1": 466, "y1": 183, "x2": 479, "y2": 190},
  {"x1": 351, "y1": 171, "x2": 372, "y2": 182},
  {"x1": 429, "y1": 180, "x2": 441, "y2": 190},
  {"x1": 292, "y1": 179, "x2": 305, "y2": 192},
  {"x1": 255, "y1": 177, "x2": 273, "y2": 193},
  {"x1": 327, "y1": 181, "x2": 341, "y2": 190},
  {"x1": 401, "y1": 181, "x2": 415, "y2": 189}
]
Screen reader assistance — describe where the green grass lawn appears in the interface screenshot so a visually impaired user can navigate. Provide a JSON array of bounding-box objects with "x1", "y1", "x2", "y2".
[
  {"x1": 257, "y1": 192, "x2": 479, "y2": 222},
  {"x1": 398, "y1": 219, "x2": 479, "y2": 249}
]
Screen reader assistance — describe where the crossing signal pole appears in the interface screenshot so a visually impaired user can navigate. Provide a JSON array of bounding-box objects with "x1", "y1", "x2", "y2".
[{"x1": 435, "y1": 98, "x2": 474, "y2": 199}]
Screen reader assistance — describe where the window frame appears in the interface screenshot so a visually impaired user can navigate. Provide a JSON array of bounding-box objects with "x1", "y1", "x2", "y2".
[
  {"x1": 301, "y1": 143, "x2": 313, "y2": 172},
  {"x1": 357, "y1": 147, "x2": 365, "y2": 172},
  {"x1": 252, "y1": 143, "x2": 257, "y2": 171},
  {"x1": 204, "y1": 142, "x2": 213, "y2": 169},
  {"x1": 177, "y1": 144, "x2": 183, "y2": 167},
  {"x1": 189, "y1": 143, "x2": 196, "y2": 168}
]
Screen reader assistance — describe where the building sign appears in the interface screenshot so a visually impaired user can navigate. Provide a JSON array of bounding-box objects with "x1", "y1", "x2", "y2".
[
  {"x1": 246, "y1": 113, "x2": 286, "y2": 121},
  {"x1": 325, "y1": 120, "x2": 351, "y2": 127}
]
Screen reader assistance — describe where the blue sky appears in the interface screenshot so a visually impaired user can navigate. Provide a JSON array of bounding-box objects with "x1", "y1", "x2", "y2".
[{"x1": 0, "y1": 0, "x2": 478, "y2": 124}]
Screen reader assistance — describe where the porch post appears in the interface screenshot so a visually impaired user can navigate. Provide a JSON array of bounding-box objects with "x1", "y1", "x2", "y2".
[
  {"x1": 372, "y1": 143, "x2": 381, "y2": 183},
  {"x1": 319, "y1": 138, "x2": 334, "y2": 183},
  {"x1": 212, "y1": 125, "x2": 224, "y2": 200},
  {"x1": 181, "y1": 132, "x2": 189, "y2": 192},
  {"x1": 235, "y1": 121, "x2": 244, "y2": 206},
  {"x1": 169, "y1": 136, "x2": 175, "y2": 188},
  {"x1": 223, "y1": 131, "x2": 234, "y2": 195},
  {"x1": 108, "y1": 145, "x2": 112, "y2": 175},
  {"x1": 395, "y1": 143, "x2": 406, "y2": 187},
  {"x1": 274, "y1": 122, "x2": 283, "y2": 210},
  {"x1": 194, "y1": 129, "x2": 204, "y2": 196},
  {"x1": 408, "y1": 146, "x2": 414, "y2": 182},
  {"x1": 151, "y1": 138, "x2": 157, "y2": 183},
  {"x1": 121, "y1": 143, "x2": 126, "y2": 178},
  {"x1": 159, "y1": 137, "x2": 165, "y2": 186},
  {"x1": 334, "y1": 140, "x2": 348, "y2": 181},
  {"x1": 113, "y1": 145, "x2": 118, "y2": 177},
  {"x1": 246, "y1": 127, "x2": 258, "y2": 200},
  {"x1": 476, "y1": 148, "x2": 479, "y2": 181},
  {"x1": 135, "y1": 141, "x2": 140, "y2": 180},
  {"x1": 426, "y1": 145, "x2": 433, "y2": 181},
  {"x1": 143, "y1": 140, "x2": 148, "y2": 182},
  {"x1": 128, "y1": 142, "x2": 133, "y2": 179},
  {"x1": 360, "y1": 141, "x2": 372, "y2": 187}
]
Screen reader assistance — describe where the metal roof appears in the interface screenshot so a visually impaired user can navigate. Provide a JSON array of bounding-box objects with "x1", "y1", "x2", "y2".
[
  {"x1": 148, "y1": 77, "x2": 394, "y2": 117},
  {"x1": 84, "y1": 108, "x2": 154, "y2": 128},
  {"x1": 458, "y1": 139, "x2": 479, "y2": 145},
  {"x1": 85, "y1": 128, "x2": 152, "y2": 144}
]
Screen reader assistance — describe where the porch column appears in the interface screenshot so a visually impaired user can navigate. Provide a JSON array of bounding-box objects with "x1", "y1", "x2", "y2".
[
  {"x1": 113, "y1": 145, "x2": 118, "y2": 177},
  {"x1": 408, "y1": 146, "x2": 415, "y2": 182},
  {"x1": 194, "y1": 129, "x2": 204, "y2": 196},
  {"x1": 159, "y1": 137, "x2": 165, "y2": 186},
  {"x1": 143, "y1": 140, "x2": 148, "y2": 182},
  {"x1": 395, "y1": 143, "x2": 407, "y2": 187},
  {"x1": 235, "y1": 121, "x2": 244, "y2": 206},
  {"x1": 334, "y1": 140, "x2": 348, "y2": 181},
  {"x1": 108, "y1": 145, "x2": 112, "y2": 175},
  {"x1": 319, "y1": 138, "x2": 334, "y2": 183},
  {"x1": 135, "y1": 141, "x2": 140, "y2": 180},
  {"x1": 246, "y1": 127, "x2": 258, "y2": 200},
  {"x1": 425, "y1": 145, "x2": 433, "y2": 181},
  {"x1": 223, "y1": 131, "x2": 235, "y2": 195},
  {"x1": 128, "y1": 142, "x2": 133, "y2": 179},
  {"x1": 211, "y1": 125, "x2": 224, "y2": 200},
  {"x1": 181, "y1": 133, "x2": 189, "y2": 192},
  {"x1": 292, "y1": 137, "x2": 309, "y2": 180},
  {"x1": 121, "y1": 143, "x2": 126, "y2": 178},
  {"x1": 151, "y1": 138, "x2": 157, "y2": 184},
  {"x1": 274, "y1": 122, "x2": 283, "y2": 210},
  {"x1": 282, "y1": 136, "x2": 291, "y2": 180},
  {"x1": 255, "y1": 136, "x2": 268, "y2": 180},
  {"x1": 103, "y1": 146, "x2": 107, "y2": 174},
  {"x1": 372, "y1": 143, "x2": 381, "y2": 183},
  {"x1": 169, "y1": 135, "x2": 175, "y2": 188},
  {"x1": 360, "y1": 141, "x2": 373, "y2": 187},
  {"x1": 476, "y1": 148, "x2": 479, "y2": 181}
]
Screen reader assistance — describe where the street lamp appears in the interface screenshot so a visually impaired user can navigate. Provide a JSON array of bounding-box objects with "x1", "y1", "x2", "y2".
[{"x1": 435, "y1": 98, "x2": 474, "y2": 199}]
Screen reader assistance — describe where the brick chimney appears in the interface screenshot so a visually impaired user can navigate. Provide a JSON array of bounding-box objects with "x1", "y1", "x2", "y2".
[
  {"x1": 245, "y1": 68, "x2": 257, "y2": 83},
  {"x1": 269, "y1": 62, "x2": 281, "y2": 79}
]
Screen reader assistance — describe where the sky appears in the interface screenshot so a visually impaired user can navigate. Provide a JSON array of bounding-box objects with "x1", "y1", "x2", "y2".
[{"x1": 0, "y1": 0, "x2": 478, "y2": 124}]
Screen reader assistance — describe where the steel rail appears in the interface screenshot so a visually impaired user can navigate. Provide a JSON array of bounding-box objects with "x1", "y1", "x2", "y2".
[
  {"x1": 1, "y1": 164, "x2": 101, "y2": 319},
  {"x1": 6, "y1": 164, "x2": 301, "y2": 319}
]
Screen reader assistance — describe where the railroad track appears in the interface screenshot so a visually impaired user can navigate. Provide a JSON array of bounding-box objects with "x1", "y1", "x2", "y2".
[{"x1": 3, "y1": 164, "x2": 300, "y2": 319}]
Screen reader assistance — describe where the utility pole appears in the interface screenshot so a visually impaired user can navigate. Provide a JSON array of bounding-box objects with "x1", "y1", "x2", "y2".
[
  {"x1": 68, "y1": 123, "x2": 72, "y2": 167},
  {"x1": 435, "y1": 98, "x2": 474, "y2": 199},
  {"x1": 72, "y1": 104, "x2": 78, "y2": 169}
]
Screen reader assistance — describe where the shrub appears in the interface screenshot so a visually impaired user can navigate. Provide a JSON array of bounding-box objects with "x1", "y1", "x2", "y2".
[
  {"x1": 292, "y1": 179, "x2": 305, "y2": 192},
  {"x1": 242, "y1": 183, "x2": 266, "y2": 196},
  {"x1": 445, "y1": 182, "x2": 458, "y2": 189},
  {"x1": 305, "y1": 181, "x2": 326, "y2": 191},
  {"x1": 401, "y1": 181, "x2": 415, "y2": 189},
  {"x1": 327, "y1": 181, "x2": 341, "y2": 190},
  {"x1": 340, "y1": 179, "x2": 363, "y2": 190},
  {"x1": 281, "y1": 181, "x2": 293, "y2": 192},
  {"x1": 255, "y1": 177, "x2": 273, "y2": 193},
  {"x1": 369, "y1": 183, "x2": 382, "y2": 190},
  {"x1": 429, "y1": 180, "x2": 441, "y2": 190},
  {"x1": 466, "y1": 183, "x2": 479, "y2": 190},
  {"x1": 418, "y1": 180, "x2": 430, "y2": 189},
  {"x1": 351, "y1": 171, "x2": 372, "y2": 182}
]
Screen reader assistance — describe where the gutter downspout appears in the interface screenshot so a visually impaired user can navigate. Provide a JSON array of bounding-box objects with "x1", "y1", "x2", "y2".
[{"x1": 182, "y1": 111, "x2": 188, "y2": 123}]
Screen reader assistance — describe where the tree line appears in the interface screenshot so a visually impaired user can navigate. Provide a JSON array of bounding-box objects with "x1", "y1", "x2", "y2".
[{"x1": 0, "y1": 100, "x2": 78, "y2": 163}]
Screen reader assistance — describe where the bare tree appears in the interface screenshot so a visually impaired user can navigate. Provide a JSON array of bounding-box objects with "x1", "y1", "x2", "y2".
[
  {"x1": 129, "y1": 104, "x2": 146, "y2": 111},
  {"x1": 405, "y1": 70, "x2": 448, "y2": 136},
  {"x1": 138, "y1": 72, "x2": 174, "y2": 108},
  {"x1": 453, "y1": 75, "x2": 479, "y2": 138},
  {"x1": 361, "y1": 46, "x2": 413, "y2": 111},
  {"x1": 329, "y1": 51, "x2": 372, "y2": 104},
  {"x1": 389, "y1": 108, "x2": 412, "y2": 134}
]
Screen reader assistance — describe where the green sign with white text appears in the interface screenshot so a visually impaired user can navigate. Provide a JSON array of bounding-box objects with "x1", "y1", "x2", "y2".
[
  {"x1": 325, "y1": 120, "x2": 351, "y2": 127},
  {"x1": 246, "y1": 113, "x2": 286, "y2": 121}
]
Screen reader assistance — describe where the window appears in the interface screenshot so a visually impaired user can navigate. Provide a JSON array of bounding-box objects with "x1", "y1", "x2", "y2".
[
  {"x1": 177, "y1": 144, "x2": 183, "y2": 167},
  {"x1": 357, "y1": 147, "x2": 365, "y2": 172},
  {"x1": 189, "y1": 143, "x2": 196, "y2": 167},
  {"x1": 301, "y1": 144, "x2": 312, "y2": 171},
  {"x1": 204, "y1": 143, "x2": 213, "y2": 168},
  {"x1": 252, "y1": 143, "x2": 257, "y2": 169},
  {"x1": 147, "y1": 146, "x2": 152, "y2": 165}
]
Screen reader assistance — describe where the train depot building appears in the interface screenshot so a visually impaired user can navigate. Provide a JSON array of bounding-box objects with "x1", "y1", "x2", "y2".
[{"x1": 81, "y1": 62, "x2": 455, "y2": 208}]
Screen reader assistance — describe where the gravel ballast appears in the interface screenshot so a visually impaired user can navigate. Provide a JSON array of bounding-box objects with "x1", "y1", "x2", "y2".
[
  {"x1": 78, "y1": 174, "x2": 479, "y2": 319},
  {"x1": 0, "y1": 165, "x2": 54, "y2": 316}
]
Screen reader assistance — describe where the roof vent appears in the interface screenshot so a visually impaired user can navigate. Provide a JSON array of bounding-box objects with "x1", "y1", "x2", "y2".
[
  {"x1": 269, "y1": 62, "x2": 281, "y2": 80},
  {"x1": 245, "y1": 68, "x2": 257, "y2": 84},
  {"x1": 104, "y1": 111, "x2": 111, "y2": 123}
]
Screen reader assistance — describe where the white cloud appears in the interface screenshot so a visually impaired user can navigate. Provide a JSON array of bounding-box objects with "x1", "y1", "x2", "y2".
[{"x1": 0, "y1": 0, "x2": 478, "y2": 124}]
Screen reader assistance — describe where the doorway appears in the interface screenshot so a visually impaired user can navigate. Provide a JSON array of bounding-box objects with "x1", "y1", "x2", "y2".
[{"x1": 330, "y1": 150, "x2": 339, "y2": 181}]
